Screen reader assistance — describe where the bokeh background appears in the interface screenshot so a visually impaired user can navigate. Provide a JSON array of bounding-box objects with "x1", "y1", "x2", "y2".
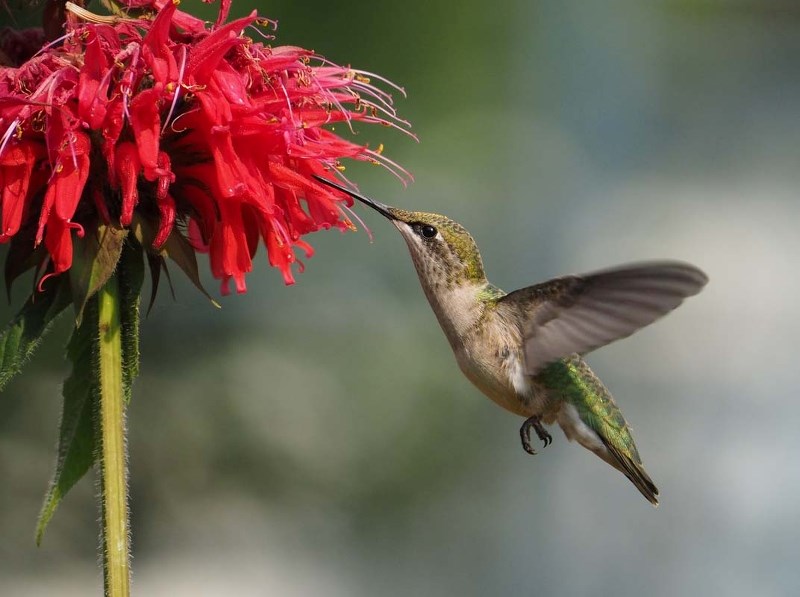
[{"x1": 2, "y1": 0, "x2": 799, "y2": 595}]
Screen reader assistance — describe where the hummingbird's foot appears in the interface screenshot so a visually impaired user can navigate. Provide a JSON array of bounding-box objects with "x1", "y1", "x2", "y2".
[
  {"x1": 520, "y1": 416, "x2": 552, "y2": 455},
  {"x1": 533, "y1": 419, "x2": 553, "y2": 447}
]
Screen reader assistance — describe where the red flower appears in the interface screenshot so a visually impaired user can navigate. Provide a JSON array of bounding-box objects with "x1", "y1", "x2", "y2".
[{"x1": 0, "y1": 0, "x2": 411, "y2": 295}]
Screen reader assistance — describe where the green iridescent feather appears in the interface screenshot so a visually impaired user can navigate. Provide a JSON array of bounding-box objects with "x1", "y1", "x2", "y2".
[{"x1": 538, "y1": 356, "x2": 642, "y2": 463}]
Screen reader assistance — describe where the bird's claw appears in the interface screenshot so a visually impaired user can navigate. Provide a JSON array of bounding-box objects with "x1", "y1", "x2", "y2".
[
  {"x1": 537, "y1": 422, "x2": 553, "y2": 448},
  {"x1": 520, "y1": 416, "x2": 552, "y2": 455},
  {"x1": 520, "y1": 419, "x2": 535, "y2": 454}
]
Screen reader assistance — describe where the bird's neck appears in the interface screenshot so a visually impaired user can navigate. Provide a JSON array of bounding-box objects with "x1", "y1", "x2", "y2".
[{"x1": 417, "y1": 277, "x2": 493, "y2": 350}]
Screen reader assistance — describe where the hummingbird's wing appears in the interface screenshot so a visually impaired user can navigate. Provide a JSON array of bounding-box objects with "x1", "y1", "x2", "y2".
[{"x1": 497, "y1": 261, "x2": 708, "y2": 375}]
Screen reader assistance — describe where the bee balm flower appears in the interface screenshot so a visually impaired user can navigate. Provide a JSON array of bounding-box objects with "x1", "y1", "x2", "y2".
[{"x1": 0, "y1": 0, "x2": 411, "y2": 295}]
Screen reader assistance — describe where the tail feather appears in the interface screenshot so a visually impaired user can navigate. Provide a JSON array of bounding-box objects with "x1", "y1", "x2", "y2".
[
  {"x1": 544, "y1": 357, "x2": 660, "y2": 506},
  {"x1": 603, "y1": 440, "x2": 659, "y2": 506}
]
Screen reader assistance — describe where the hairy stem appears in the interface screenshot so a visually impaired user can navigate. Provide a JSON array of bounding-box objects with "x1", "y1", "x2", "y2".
[{"x1": 97, "y1": 276, "x2": 130, "y2": 597}]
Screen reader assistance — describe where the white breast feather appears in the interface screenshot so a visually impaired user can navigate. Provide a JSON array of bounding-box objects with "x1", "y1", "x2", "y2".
[{"x1": 507, "y1": 355, "x2": 530, "y2": 396}]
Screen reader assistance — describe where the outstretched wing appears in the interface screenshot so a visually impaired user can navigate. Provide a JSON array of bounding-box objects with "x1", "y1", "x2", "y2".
[{"x1": 496, "y1": 261, "x2": 708, "y2": 375}]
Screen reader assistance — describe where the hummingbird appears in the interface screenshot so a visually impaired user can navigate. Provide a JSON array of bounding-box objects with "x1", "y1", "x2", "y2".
[{"x1": 315, "y1": 176, "x2": 707, "y2": 506}]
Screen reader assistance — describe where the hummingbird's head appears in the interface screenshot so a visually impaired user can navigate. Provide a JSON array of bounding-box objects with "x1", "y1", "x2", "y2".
[{"x1": 314, "y1": 177, "x2": 486, "y2": 286}]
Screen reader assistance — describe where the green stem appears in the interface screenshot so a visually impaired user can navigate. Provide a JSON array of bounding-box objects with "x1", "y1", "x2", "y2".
[{"x1": 97, "y1": 276, "x2": 130, "y2": 597}]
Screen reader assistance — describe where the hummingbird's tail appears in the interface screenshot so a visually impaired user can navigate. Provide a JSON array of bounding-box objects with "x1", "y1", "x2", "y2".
[
  {"x1": 601, "y1": 438, "x2": 660, "y2": 506},
  {"x1": 544, "y1": 356, "x2": 660, "y2": 506},
  {"x1": 557, "y1": 401, "x2": 660, "y2": 506}
]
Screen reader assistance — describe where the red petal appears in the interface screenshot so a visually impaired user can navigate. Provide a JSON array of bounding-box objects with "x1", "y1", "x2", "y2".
[
  {"x1": 154, "y1": 193, "x2": 176, "y2": 248},
  {"x1": 102, "y1": 99, "x2": 125, "y2": 172},
  {"x1": 0, "y1": 142, "x2": 42, "y2": 241},
  {"x1": 54, "y1": 131, "x2": 91, "y2": 221},
  {"x1": 129, "y1": 87, "x2": 163, "y2": 179},
  {"x1": 142, "y1": 2, "x2": 178, "y2": 88},
  {"x1": 77, "y1": 28, "x2": 110, "y2": 128},
  {"x1": 115, "y1": 142, "x2": 141, "y2": 226},
  {"x1": 209, "y1": 201, "x2": 253, "y2": 294},
  {"x1": 43, "y1": 215, "x2": 73, "y2": 275},
  {"x1": 185, "y1": 13, "x2": 257, "y2": 85},
  {"x1": 265, "y1": 225, "x2": 296, "y2": 285}
]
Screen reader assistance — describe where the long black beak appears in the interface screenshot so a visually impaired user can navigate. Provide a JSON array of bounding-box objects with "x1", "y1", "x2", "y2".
[{"x1": 313, "y1": 175, "x2": 396, "y2": 221}]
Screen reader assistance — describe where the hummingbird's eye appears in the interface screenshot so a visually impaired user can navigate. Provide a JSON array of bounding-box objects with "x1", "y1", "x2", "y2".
[{"x1": 420, "y1": 224, "x2": 438, "y2": 239}]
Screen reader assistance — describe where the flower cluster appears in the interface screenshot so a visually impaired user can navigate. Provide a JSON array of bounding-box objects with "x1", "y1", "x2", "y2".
[{"x1": 0, "y1": 0, "x2": 410, "y2": 294}]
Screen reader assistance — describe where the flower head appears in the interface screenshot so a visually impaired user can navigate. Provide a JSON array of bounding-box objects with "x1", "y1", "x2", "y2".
[{"x1": 0, "y1": 0, "x2": 411, "y2": 296}]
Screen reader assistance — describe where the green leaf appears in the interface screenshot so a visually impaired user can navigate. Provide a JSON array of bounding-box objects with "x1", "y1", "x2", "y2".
[
  {"x1": 160, "y1": 229, "x2": 220, "y2": 307},
  {"x1": 145, "y1": 253, "x2": 166, "y2": 316},
  {"x1": 118, "y1": 243, "x2": 143, "y2": 404},
  {"x1": 69, "y1": 224, "x2": 128, "y2": 327},
  {"x1": 0, "y1": 276, "x2": 71, "y2": 392},
  {"x1": 37, "y1": 252, "x2": 144, "y2": 543},
  {"x1": 4, "y1": 228, "x2": 46, "y2": 301},
  {"x1": 130, "y1": 214, "x2": 219, "y2": 308},
  {"x1": 36, "y1": 296, "x2": 100, "y2": 545}
]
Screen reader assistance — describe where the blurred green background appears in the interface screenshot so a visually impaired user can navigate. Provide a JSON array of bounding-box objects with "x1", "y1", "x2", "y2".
[{"x1": 2, "y1": 0, "x2": 800, "y2": 594}]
